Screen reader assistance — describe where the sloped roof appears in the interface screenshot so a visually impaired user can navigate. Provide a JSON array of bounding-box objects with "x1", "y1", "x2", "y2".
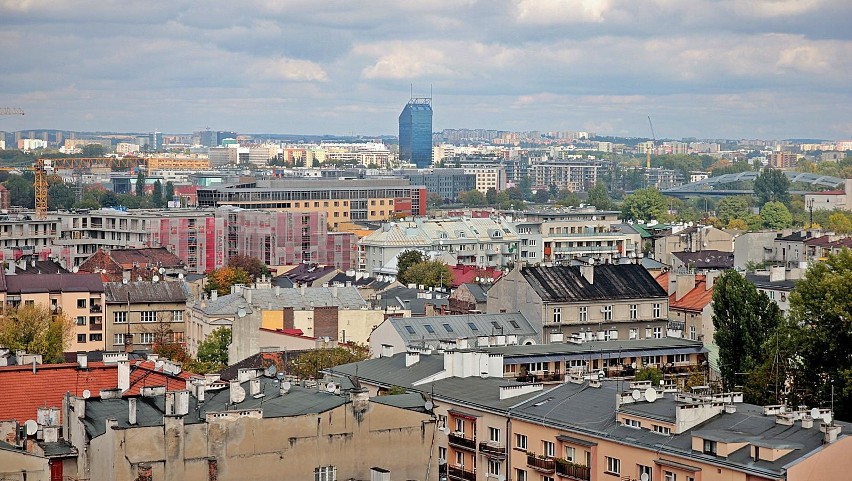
[
  {"x1": 4, "y1": 273, "x2": 104, "y2": 294},
  {"x1": 218, "y1": 350, "x2": 313, "y2": 381},
  {"x1": 107, "y1": 247, "x2": 185, "y2": 269},
  {"x1": 279, "y1": 264, "x2": 338, "y2": 283},
  {"x1": 0, "y1": 360, "x2": 198, "y2": 424},
  {"x1": 655, "y1": 272, "x2": 714, "y2": 312},
  {"x1": 389, "y1": 312, "x2": 537, "y2": 343},
  {"x1": 360, "y1": 222, "x2": 432, "y2": 246},
  {"x1": 103, "y1": 281, "x2": 188, "y2": 304},
  {"x1": 520, "y1": 264, "x2": 667, "y2": 302},
  {"x1": 672, "y1": 250, "x2": 734, "y2": 270},
  {"x1": 460, "y1": 283, "x2": 488, "y2": 303},
  {"x1": 448, "y1": 265, "x2": 503, "y2": 288},
  {"x1": 197, "y1": 286, "x2": 367, "y2": 316}
]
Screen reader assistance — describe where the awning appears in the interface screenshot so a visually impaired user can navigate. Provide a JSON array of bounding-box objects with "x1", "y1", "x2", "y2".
[
  {"x1": 448, "y1": 409, "x2": 481, "y2": 420},
  {"x1": 655, "y1": 459, "x2": 701, "y2": 472},
  {"x1": 556, "y1": 434, "x2": 597, "y2": 447}
]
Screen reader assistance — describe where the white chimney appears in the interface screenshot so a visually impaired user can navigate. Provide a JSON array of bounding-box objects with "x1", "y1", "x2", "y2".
[
  {"x1": 244, "y1": 288, "x2": 252, "y2": 305},
  {"x1": 380, "y1": 344, "x2": 394, "y2": 358},
  {"x1": 250, "y1": 378, "x2": 261, "y2": 396},
  {"x1": 405, "y1": 351, "x2": 420, "y2": 367},
  {"x1": 128, "y1": 397, "x2": 137, "y2": 425},
  {"x1": 211, "y1": 290, "x2": 218, "y2": 301},
  {"x1": 117, "y1": 360, "x2": 130, "y2": 392},
  {"x1": 275, "y1": 285, "x2": 281, "y2": 297},
  {"x1": 331, "y1": 285, "x2": 338, "y2": 298},
  {"x1": 76, "y1": 352, "x2": 88, "y2": 369},
  {"x1": 549, "y1": 331, "x2": 564, "y2": 344},
  {"x1": 580, "y1": 264, "x2": 594, "y2": 284}
]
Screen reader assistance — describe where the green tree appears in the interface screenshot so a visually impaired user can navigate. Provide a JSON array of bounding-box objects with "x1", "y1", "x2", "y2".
[
  {"x1": 290, "y1": 342, "x2": 371, "y2": 379},
  {"x1": 827, "y1": 212, "x2": 852, "y2": 233},
  {"x1": 227, "y1": 255, "x2": 268, "y2": 280},
  {"x1": 402, "y1": 260, "x2": 453, "y2": 289},
  {"x1": 100, "y1": 191, "x2": 119, "y2": 208},
  {"x1": 634, "y1": 366, "x2": 663, "y2": 385},
  {"x1": 4, "y1": 175, "x2": 35, "y2": 208},
  {"x1": 47, "y1": 183, "x2": 75, "y2": 210},
  {"x1": 396, "y1": 250, "x2": 425, "y2": 284},
  {"x1": 554, "y1": 189, "x2": 579, "y2": 207},
  {"x1": 485, "y1": 187, "x2": 497, "y2": 205},
  {"x1": 81, "y1": 143, "x2": 107, "y2": 157},
  {"x1": 587, "y1": 181, "x2": 613, "y2": 210},
  {"x1": 760, "y1": 201, "x2": 793, "y2": 229},
  {"x1": 196, "y1": 327, "x2": 231, "y2": 367},
  {"x1": 716, "y1": 196, "x2": 751, "y2": 225},
  {"x1": 517, "y1": 175, "x2": 533, "y2": 200},
  {"x1": 787, "y1": 249, "x2": 852, "y2": 418},
  {"x1": 135, "y1": 170, "x2": 146, "y2": 197},
  {"x1": 712, "y1": 270, "x2": 782, "y2": 394},
  {"x1": 151, "y1": 180, "x2": 163, "y2": 207},
  {"x1": 753, "y1": 168, "x2": 790, "y2": 207},
  {"x1": 204, "y1": 266, "x2": 252, "y2": 297},
  {"x1": 165, "y1": 181, "x2": 175, "y2": 203},
  {"x1": 533, "y1": 189, "x2": 550, "y2": 204},
  {"x1": 427, "y1": 192, "x2": 443, "y2": 208},
  {"x1": 620, "y1": 188, "x2": 668, "y2": 222},
  {"x1": 459, "y1": 189, "x2": 486, "y2": 207},
  {"x1": 0, "y1": 304, "x2": 73, "y2": 364}
]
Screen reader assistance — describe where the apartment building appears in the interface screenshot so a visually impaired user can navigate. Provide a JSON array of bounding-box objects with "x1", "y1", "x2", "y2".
[
  {"x1": 463, "y1": 165, "x2": 507, "y2": 193},
  {"x1": 196, "y1": 178, "x2": 427, "y2": 224},
  {"x1": 653, "y1": 225, "x2": 737, "y2": 266},
  {"x1": 487, "y1": 264, "x2": 669, "y2": 342},
  {"x1": 103, "y1": 281, "x2": 189, "y2": 352},
  {"x1": 529, "y1": 161, "x2": 599, "y2": 192},
  {"x1": 0, "y1": 213, "x2": 59, "y2": 261},
  {"x1": 400, "y1": 168, "x2": 476, "y2": 202}
]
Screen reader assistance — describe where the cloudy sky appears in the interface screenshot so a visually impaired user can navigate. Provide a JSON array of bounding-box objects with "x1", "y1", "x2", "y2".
[{"x1": 2, "y1": 0, "x2": 850, "y2": 139}]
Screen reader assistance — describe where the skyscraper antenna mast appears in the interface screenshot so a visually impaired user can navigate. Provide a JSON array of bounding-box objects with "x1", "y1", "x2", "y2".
[{"x1": 410, "y1": 83, "x2": 413, "y2": 99}]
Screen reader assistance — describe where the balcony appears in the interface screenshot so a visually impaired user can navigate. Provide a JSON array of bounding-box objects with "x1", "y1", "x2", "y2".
[
  {"x1": 527, "y1": 454, "x2": 555, "y2": 473},
  {"x1": 89, "y1": 304, "x2": 102, "y2": 313},
  {"x1": 448, "y1": 432, "x2": 476, "y2": 451},
  {"x1": 555, "y1": 460, "x2": 590, "y2": 481},
  {"x1": 447, "y1": 466, "x2": 475, "y2": 481},
  {"x1": 479, "y1": 441, "x2": 507, "y2": 458}
]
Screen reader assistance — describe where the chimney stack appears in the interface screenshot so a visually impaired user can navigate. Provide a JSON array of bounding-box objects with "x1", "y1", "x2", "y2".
[
  {"x1": 128, "y1": 397, "x2": 137, "y2": 425},
  {"x1": 117, "y1": 360, "x2": 130, "y2": 392},
  {"x1": 405, "y1": 351, "x2": 420, "y2": 367},
  {"x1": 76, "y1": 352, "x2": 88, "y2": 369},
  {"x1": 580, "y1": 264, "x2": 594, "y2": 284},
  {"x1": 211, "y1": 290, "x2": 218, "y2": 301},
  {"x1": 380, "y1": 344, "x2": 394, "y2": 358}
]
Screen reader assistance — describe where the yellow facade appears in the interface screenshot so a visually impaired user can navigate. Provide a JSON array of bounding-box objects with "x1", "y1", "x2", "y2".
[{"x1": 146, "y1": 158, "x2": 211, "y2": 170}]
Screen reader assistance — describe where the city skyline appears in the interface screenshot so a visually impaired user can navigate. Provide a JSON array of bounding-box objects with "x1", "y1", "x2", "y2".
[{"x1": 1, "y1": 1, "x2": 851, "y2": 140}]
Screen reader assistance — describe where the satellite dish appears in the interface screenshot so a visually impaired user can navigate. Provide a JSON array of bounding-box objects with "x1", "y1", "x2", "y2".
[
  {"x1": 640, "y1": 473, "x2": 650, "y2": 481},
  {"x1": 24, "y1": 420, "x2": 38, "y2": 436},
  {"x1": 82, "y1": 389, "x2": 91, "y2": 399},
  {"x1": 326, "y1": 382, "x2": 337, "y2": 393},
  {"x1": 631, "y1": 389, "x2": 641, "y2": 401},
  {"x1": 823, "y1": 412, "x2": 833, "y2": 424},
  {"x1": 281, "y1": 381, "x2": 292, "y2": 393},
  {"x1": 810, "y1": 407, "x2": 820, "y2": 419},
  {"x1": 425, "y1": 400, "x2": 434, "y2": 411},
  {"x1": 152, "y1": 275, "x2": 159, "y2": 283},
  {"x1": 232, "y1": 385, "x2": 246, "y2": 403},
  {"x1": 631, "y1": 362, "x2": 637, "y2": 369},
  {"x1": 237, "y1": 308, "x2": 247, "y2": 318},
  {"x1": 645, "y1": 387, "x2": 658, "y2": 403},
  {"x1": 158, "y1": 267, "x2": 165, "y2": 274},
  {"x1": 178, "y1": 273, "x2": 184, "y2": 280},
  {"x1": 122, "y1": 278, "x2": 128, "y2": 284},
  {"x1": 264, "y1": 364, "x2": 278, "y2": 378},
  {"x1": 72, "y1": 266, "x2": 79, "y2": 273}
]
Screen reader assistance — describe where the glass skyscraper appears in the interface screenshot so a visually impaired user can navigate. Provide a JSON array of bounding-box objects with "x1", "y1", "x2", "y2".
[{"x1": 398, "y1": 98, "x2": 433, "y2": 168}]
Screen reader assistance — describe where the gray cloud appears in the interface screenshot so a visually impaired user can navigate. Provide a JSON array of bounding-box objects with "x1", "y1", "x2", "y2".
[{"x1": 0, "y1": 0, "x2": 850, "y2": 138}]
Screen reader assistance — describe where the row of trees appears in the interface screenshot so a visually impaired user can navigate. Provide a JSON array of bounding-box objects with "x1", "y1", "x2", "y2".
[
  {"x1": 713, "y1": 251, "x2": 852, "y2": 419},
  {"x1": 2, "y1": 172, "x2": 176, "y2": 210}
]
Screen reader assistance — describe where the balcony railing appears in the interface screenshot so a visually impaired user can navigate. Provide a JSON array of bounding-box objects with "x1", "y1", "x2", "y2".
[
  {"x1": 447, "y1": 466, "x2": 475, "y2": 481},
  {"x1": 448, "y1": 432, "x2": 476, "y2": 451},
  {"x1": 90, "y1": 305, "x2": 102, "y2": 313},
  {"x1": 527, "y1": 454, "x2": 555, "y2": 473},
  {"x1": 479, "y1": 441, "x2": 507, "y2": 458},
  {"x1": 555, "y1": 460, "x2": 590, "y2": 481}
]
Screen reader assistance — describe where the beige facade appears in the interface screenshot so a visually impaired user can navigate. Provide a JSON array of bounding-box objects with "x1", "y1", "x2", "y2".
[
  {"x1": 4, "y1": 288, "x2": 106, "y2": 352},
  {"x1": 654, "y1": 226, "x2": 736, "y2": 266},
  {"x1": 104, "y1": 290, "x2": 188, "y2": 352}
]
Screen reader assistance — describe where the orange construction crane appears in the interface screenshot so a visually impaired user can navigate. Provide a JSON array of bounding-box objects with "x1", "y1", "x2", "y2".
[{"x1": 34, "y1": 157, "x2": 146, "y2": 218}]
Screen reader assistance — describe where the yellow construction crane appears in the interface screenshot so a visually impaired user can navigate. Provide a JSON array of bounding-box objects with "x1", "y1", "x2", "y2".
[{"x1": 34, "y1": 157, "x2": 145, "y2": 218}]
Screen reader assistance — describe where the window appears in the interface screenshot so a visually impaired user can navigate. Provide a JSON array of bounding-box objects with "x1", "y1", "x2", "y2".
[
  {"x1": 139, "y1": 332, "x2": 155, "y2": 344},
  {"x1": 579, "y1": 306, "x2": 587, "y2": 322},
  {"x1": 468, "y1": 322, "x2": 479, "y2": 331},
  {"x1": 515, "y1": 433, "x2": 528, "y2": 450},
  {"x1": 552, "y1": 308, "x2": 561, "y2": 324},
  {"x1": 443, "y1": 324, "x2": 454, "y2": 333},
  {"x1": 654, "y1": 425, "x2": 672, "y2": 435},
  {"x1": 437, "y1": 414, "x2": 447, "y2": 429},
  {"x1": 114, "y1": 311, "x2": 127, "y2": 324},
  {"x1": 77, "y1": 334, "x2": 86, "y2": 343},
  {"x1": 89, "y1": 333, "x2": 102, "y2": 342},
  {"x1": 489, "y1": 426, "x2": 501, "y2": 443},
  {"x1": 542, "y1": 441, "x2": 555, "y2": 458},
  {"x1": 653, "y1": 327, "x2": 663, "y2": 339},
  {"x1": 564, "y1": 446, "x2": 575, "y2": 462},
  {"x1": 455, "y1": 451, "x2": 464, "y2": 467},
  {"x1": 542, "y1": 477, "x2": 554, "y2": 481},
  {"x1": 510, "y1": 320, "x2": 521, "y2": 329},
  {"x1": 404, "y1": 325, "x2": 415, "y2": 334},
  {"x1": 455, "y1": 418, "x2": 464, "y2": 434},
  {"x1": 314, "y1": 466, "x2": 336, "y2": 481},
  {"x1": 77, "y1": 298, "x2": 87, "y2": 309},
  {"x1": 76, "y1": 316, "x2": 87, "y2": 326},
  {"x1": 638, "y1": 465, "x2": 653, "y2": 481},
  {"x1": 140, "y1": 311, "x2": 157, "y2": 323},
  {"x1": 690, "y1": 325, "x2": 696, "y2": 340},
  {"x1": 425, "y1": 324, "x2": 435, "y2": 334},
  {"x1": 629, "y1": 304, "x2": 638, "y2": 320},
  {"x1": 703, "y1": 439, "x2": 717, "y2": 455},
  {"x1": 438, "y1": 447, "x2": 447, "y2": 462},
  {"x1": 528, "y1": 239, "x2": 536, "y2": 246},
  {"x1": 488, "y1": 459, "x2": 501, "y2": 476},
  {"x1": 664, "y1": 471, "x2": 676, "y2": 481},
  {"x1": 605, "y1": 457, "x2": 621, "y2": 475},
  {"x1": 172, "y1": 310, "x2": 183, "y2": 322},
  {"x1": 625, "y1": 418, "x2": 641, "y2": 428},
  {"x1": 114, "y1": 334, "x2": 126, "y2": 346},
  {"x1": 629, "y1": 328, "x2": 638, "y2": 340},
  {"x1": 516, "y1": 469, "x2": 527, "y2": 481},
  {"x1": 603, "y1": 305, "x2": 612, "y2": 321},
  {"x1": 653, "y1": 303, "x2": 661, "y2": 318}
]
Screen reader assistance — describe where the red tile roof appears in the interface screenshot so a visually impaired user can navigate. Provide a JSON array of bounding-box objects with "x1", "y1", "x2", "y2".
[
  {"x1": 0, "y1": 360, "x2": 198, "y2": 423},
  {"x1": 447, "y1": 264, "x2": 503, "y2": 288},
  {"x1": 655, "y1": 272, "x2": 714, "y2": 313}
]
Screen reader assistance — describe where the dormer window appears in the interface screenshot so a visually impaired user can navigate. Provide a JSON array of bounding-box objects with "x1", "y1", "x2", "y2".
[{"x1": 703, "y1": 439, "x2": 717, "y2": 455}]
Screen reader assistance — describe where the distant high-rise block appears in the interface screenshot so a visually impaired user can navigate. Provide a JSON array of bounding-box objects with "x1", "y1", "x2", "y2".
[{"x1": 399, "y1": 98, "x2": 433, "y2": 168}]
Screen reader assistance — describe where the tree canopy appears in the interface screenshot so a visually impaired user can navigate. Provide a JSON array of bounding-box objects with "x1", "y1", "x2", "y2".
[
  {"x1": 396, "y1": 250, "x2": 425, "y2": 284},
  {"x1": 586, "y1": 181, "x2": 614, "y2": 210},
  {"x1": 289, "y1": 343, "x2": 371, "y2": 379},
  {"x1": 227, "y1": 255, "x2": 268, "y2": 280},
  {"x1": 760, "y1": 201, "x2": 793, "y2": 230},
  {"x1": 402, "y1": 260, "x2": 453, "y2": 289},
  {"x1": 0, "y1": 304, "x2": 73, "y2": 364},
  {"x1": 716, "y1": 196, "x2": 751, "y2": 225},
  {"x1": 712, "y1": 270, "x2": 783, "y2": 395},
  {"x1": 753, "y1": 168, "x2": 790, "y2": 206},
  {"x1": 620, "y1": 187, "x2": 668, "y2": 222},
  {"x1": 196, "y1": 327, "x2": 231, "y2": 368},
  {"x1": 204, "y1": 266, "x2": 252, "y2": 296}
]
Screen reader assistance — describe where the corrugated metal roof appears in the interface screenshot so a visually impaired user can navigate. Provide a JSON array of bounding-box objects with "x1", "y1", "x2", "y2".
[
  {"x1": 521, "y1": 264, "x2": 667, "y2": 302},
  {"x1": 390, "y1": 312, "x2": 537, "y2": 343}
]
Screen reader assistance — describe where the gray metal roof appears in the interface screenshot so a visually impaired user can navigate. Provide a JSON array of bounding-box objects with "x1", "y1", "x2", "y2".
[
  {"x1": 485, "y1": 338, "x2": 707, "y2": 360},
  {"x1": 198, "y1": 286, "x2": 367, "y2": 316},
  {"x1": 104, "y1": 281, "x2": 188, "y2": 304},
  {"x1": 521, "y1": 264, "x2": 668, "y2": 302},
  {"x1": 390, "y1": 313, "x2": 537, "y2": 343}
]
